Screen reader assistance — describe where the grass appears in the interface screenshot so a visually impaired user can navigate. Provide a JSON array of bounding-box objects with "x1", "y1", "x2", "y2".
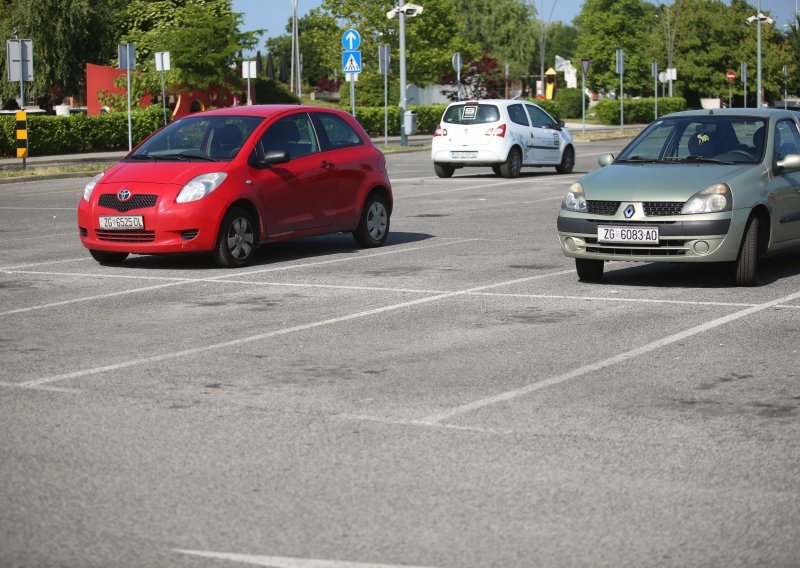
[{"x1": 0, "y1": 163, "x2": 107, "y2": 180}]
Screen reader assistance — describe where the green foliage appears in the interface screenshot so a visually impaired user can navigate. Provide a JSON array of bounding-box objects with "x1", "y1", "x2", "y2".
[
  {"x1": 345, "y1": 105, "x2": 446, "y2": 136},
  {"x1": 0, "y1": 0, "x2": 123, "y2": 105},
  {"x1": 594, "y1": 97, "x2": 687, "y2": 124},
  {"x1": 339, "y1": 75, "x2": 400, "y2": 108},
  {"x1": 554, "y1": 88, "x2": 590, "y2": 118},
  {"x1": 0, "y1": 106, "x2": 169, "y2": 158},
  {"x1": 253, "y1": 79, "x2": 300, "y2": 104},
  {"x1": 522, "y1": 99, "x2": 561, "y2": 121}
]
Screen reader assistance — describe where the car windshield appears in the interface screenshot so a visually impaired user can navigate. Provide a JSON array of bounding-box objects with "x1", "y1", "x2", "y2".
[
  {"x1": 616, "y1": 116, "x2": 767, "y2": 165},
  {"x1": 443, "y1": 104, "x2": 501, "y2": 125},
  {"x1": 129, "y1": 115, "x2": 264, "y2": 162}
]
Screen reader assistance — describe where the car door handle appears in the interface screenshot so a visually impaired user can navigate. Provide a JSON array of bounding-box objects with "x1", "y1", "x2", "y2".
[{"x1": 321, "y1": 161, "x2": 335, "y2": 169}]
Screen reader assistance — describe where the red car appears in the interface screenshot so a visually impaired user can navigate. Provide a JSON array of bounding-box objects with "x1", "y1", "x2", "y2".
[{"x1": 78, "y1": 105, "x2": 393, "y2": 267}]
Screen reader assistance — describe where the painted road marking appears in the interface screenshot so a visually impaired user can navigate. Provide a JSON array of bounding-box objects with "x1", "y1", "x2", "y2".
[{"x1": 174, "y1": 549, "x2": 438, "y2": 568}]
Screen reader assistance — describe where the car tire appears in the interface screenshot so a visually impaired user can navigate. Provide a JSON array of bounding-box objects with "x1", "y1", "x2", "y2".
[
  {"x1": 434, "y1": 163, "x2": 455, "y2": 178},
  {"x1": 575, "y1": 258, "x2": 604, "y2": 282},
  {"x1": 89, "y1": 250, "x2": 128, "y2": 265},
  {"x1": 734, "y1": 215, "x2": 759, "y2": 287},
  {"x1": 556, "y1": 146, "x2": 575, "y2": 174},
  {"x1": 499, "y1": 147, "x2": 522, "y2": 178},
  {"x1": 213, "y1": 206, "x2": 258, "y2": 268},
  {"x1": 353, "y1": 193, "x2": 390, "y2": 248},
  {"x1": 492, "y1": 165, "x2": 502, "y2": 176}
]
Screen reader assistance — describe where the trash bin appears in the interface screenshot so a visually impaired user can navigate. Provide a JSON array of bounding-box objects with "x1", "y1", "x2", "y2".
[{"x1": 404, "y1": 110, "x2": 417, "y2": 135}]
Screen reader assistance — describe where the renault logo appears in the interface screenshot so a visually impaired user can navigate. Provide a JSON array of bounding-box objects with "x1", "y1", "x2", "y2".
[
  {"x1": 624, "y1": 204, "x2": 635, "y2": 218},
  {"x1": 117, "y1": 189, "x2": 132, "y2": 202}
]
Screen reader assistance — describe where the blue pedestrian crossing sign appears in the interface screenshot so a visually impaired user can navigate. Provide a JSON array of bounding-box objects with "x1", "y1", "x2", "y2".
[
  {"x1": 342, "y1": 51, "x2": 362, "y2": 74},
  {"x1": 341, "y1": 29, "x2": 361, "y2": 51}
]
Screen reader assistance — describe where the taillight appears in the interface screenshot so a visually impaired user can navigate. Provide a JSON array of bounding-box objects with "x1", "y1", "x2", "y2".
[
  {"x1": 485, "y1": 124, "x2": 506, "y2": 137},
  {"x1": 434, "y1": 125, "x2": 447, "y2": 137}
]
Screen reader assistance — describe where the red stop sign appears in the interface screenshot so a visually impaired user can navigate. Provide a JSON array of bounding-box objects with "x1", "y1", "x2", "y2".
[{"x1": 726, "y1": 70, "x2": 736, "y2": 82}]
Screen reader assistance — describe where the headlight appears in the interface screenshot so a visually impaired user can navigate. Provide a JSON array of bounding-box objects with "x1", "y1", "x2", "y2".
[
  {"x1": 561, "y1": 182, "x2": 587, "y2": 212},
  {"x1": 176, "y1": 173, "x2": 228, "y2": 203},
  {"x1": 83, "y1": 172, "x2": 104, "y2": 201},
  {"x1": 681, "y1": 183, "x2": 732, "y2": 214}
]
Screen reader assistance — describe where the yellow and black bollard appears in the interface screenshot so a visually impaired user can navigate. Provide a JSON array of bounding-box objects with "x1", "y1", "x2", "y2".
[{"x1": 16, "y1": 110, "x2": 28, "y2": 168}]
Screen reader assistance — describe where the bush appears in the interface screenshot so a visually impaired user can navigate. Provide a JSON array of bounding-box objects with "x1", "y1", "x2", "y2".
[
  {"x1": 254, "y1": 79, "x2": 300, "y2": 104},
  {"x1": 521, "y1": 98, "x2": 561, "y2": 121},
  {"x1": 595, "y1": 97, "x2": 687, "y2": 125},
  {"x1": 554, "y1": 88, "x2": 590, "y2": 119},
  {"x1": 344, "y1": 104, "x2": 446, "y2": 136},
  {"x1": 0, "y1": 105, "x2": 170, "y2": 158}
]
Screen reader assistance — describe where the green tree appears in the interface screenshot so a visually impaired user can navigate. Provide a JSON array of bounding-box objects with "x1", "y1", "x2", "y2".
[
  {"x1": 119, "y1": 0, "x2": 261, "y2": 94},
  {"x1": 0, "y1": 0, "x2": 123, "y2": 107},
  {"x1": 574, "y1": 0, "x2": 657, "y2": 96}
]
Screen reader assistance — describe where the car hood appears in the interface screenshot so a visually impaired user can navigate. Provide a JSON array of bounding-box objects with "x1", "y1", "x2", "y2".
[
  {"x1": 100, "y1": 161, "x2": 231, "y2": 186},
  {"x1": 581, "y1": 163, "x2": 758, "y2": 202}
]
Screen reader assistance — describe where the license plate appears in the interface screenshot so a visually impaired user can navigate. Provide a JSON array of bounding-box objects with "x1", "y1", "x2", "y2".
[
  {"x1": 451, "y1": 151, "x2": 477, "y2": 159},
  {"x1": 99, "y1": 216, "x2": 144, "y2": 230},
  {"x1": 597, "y1": 225, "x2": 659, "y2": 244}
]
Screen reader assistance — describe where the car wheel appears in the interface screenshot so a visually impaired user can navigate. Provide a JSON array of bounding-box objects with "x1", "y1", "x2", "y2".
[
  {"x1": 89, "y1": 250, "x2": 128, "y2": 265},
  {"x1": 556, "y1": 146, "x2": 575, "y2": 174},
  {"x1": 213, "y1": 206, "x2": 258, "y2": 268},
  {"x1": 500, "y1": 147, "x2": 522, "y2": 178},
  {"x1": 353, "y1": 193, "x2": 390, "y2": 248},
  {"x1": 492, "y1": 165, "x2": 502, "y2": 176},
  {"x1": 575, "y1": 258, "x2": 604, "y2": 282},
  {"x1": 434, "y1": 163, "x2": 455, "y2": 178},
  {"x1": 734, "y1": 215, "x2": 759, "y2": 286}
]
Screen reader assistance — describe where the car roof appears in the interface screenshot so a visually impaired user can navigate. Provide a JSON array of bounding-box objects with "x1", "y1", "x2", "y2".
[
  {"x1": 447, "y1": 99, "x2": 532, "y2": 106},
  {"x1": 195, "y1": 104, "x2": 343, "y2": 118},
  {"x1": 664, "y1": 108, "x2": 797, "y2": 120}
]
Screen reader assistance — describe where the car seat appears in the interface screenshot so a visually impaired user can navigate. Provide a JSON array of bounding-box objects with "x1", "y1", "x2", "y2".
[
  {"x1": 209, "y1": 125, "x2": 244, "y2": 160},
  {"x1": 687, "y1": 129, "x2": 718, "y2": 158}
]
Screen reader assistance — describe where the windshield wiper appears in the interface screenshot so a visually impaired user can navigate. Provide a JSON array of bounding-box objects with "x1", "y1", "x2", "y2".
[
  {"x1": 664, "y1": 155, "x2": 734, "y2": 165},
  {"x1": 160, "y1": 152, "x2": 218, "y2": 162},
  {"x1": 616, "y1": 156, "x2": 661, "y2": 163},
  {"x1": 128, "y1": 154, "x2": 155, "y2": 161}
]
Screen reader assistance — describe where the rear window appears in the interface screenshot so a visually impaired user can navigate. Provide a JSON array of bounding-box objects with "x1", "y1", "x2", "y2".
[{"x1": 443, "y1": 104, "x2": 500, "y2": 125}]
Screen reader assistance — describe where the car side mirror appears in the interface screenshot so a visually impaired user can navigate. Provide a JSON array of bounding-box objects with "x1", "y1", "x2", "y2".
[
  {"x1": 557, "y1": 120, "x2": 565, "y2": 130},
  {"x1": 776, "y1": 154, "x2": 800, "y2": 172},
  {"x1": 251, "y1": 149, "x2": 290, "y2": 168},
  {"x1": 597, "y1": 153, "x2": 615, "y2": 167}
]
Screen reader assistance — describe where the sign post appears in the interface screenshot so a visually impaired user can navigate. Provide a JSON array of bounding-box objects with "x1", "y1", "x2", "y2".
[
  {"x1": 15, "y1": 110, "x2": 27, "y2": 168},
  {"x1": 379, "y1": 44, "x2": 390, "y2": 147},
  {"x1": 741, "y1": 62, "x2": 748, "y2": 108},
  {"x1": 784, "y1": 65, "x2": 789, "y2": 110},
  {"x1": 726, "y1": 70, "x2": 736, "y2": 108},
  {"x1": 155, "y1": 51, "x2": 170, "y2": 125},
  {"x1": 652, "y1": 61, "x2": 659, "y2": 119},
  {"x1": 452, "y1": 52, "x2": 462, "y2": 101},
  {"x1": 242, "y1": 60, "x2": 257, "y2": 105},
  {"x1": 342, "y1": 28, "x2": 362, "y2": 118},
  {"x1": 118, "y1": 43, "x2": 135, "y2": 151},
  {"x1": 616, "y1": 49, "x2": 624, "y2": 131},
  {"x1": 580, "y1": 58, "x2": 590, "y2": 134}
]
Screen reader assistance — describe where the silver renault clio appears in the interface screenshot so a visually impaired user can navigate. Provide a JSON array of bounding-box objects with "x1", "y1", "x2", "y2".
[{"x1": 557, "y1": 109, "x2": 800, "y2": 286}]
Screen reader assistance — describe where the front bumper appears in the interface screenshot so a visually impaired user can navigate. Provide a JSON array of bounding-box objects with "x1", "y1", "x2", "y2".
[
  {"x1": 77, "y1": 184, "x2": 222, "y2": 254},
  {"x1": 557, "y1": 209, "x2": 751, "y2": 263}
]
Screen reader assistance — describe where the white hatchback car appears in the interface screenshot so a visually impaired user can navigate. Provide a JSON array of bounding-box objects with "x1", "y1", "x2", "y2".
[{"x1": 431, "y1": 99, "x2": 575, "y2": 178}]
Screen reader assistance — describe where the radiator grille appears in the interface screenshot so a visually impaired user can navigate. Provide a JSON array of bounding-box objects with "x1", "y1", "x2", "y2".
[{"x1": 98, "y1": 194, "x2": 158, "y2": 212}]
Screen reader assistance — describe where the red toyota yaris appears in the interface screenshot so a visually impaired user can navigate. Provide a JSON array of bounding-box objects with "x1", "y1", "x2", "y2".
[{"x1": 78, "y1": 105, "x2": 393, "y2": 267}]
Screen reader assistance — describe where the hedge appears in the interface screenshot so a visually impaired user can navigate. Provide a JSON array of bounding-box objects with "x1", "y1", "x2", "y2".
[
  {"x1": 594, "y1": 97, "x2": 687, "y2": 125},
  {"x1": 348, "y1": 104, "x2": 447, "y2": 136},
  {"x1": 0, "y1": 106, "x2": 169, "y2": 158}
]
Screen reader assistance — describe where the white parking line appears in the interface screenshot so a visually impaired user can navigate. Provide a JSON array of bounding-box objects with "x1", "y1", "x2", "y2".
[
  {"x1": 414, "y1": 288, "x2": 800, "y2": 426},
  {"x1": 173, "y1": 549, "x2": 438, "y2": 568},
  {"x1": 12, "y1": 271, "x2": 573, "y2": 389},
  {"x1": 0, "y1": 238, "x2": 477, "y2": 316},
  {"x1": 0, "y1": 257, "x2": 92, "y2": 271},
  {"x1": 395, "y1": 176, "x2": 577, "y2": 199}
]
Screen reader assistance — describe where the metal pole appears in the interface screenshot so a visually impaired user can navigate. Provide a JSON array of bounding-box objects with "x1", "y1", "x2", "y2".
[
  {"x1": 160, "y1": 69, "x2": 167, "y2": 125},
  {"x1": 654, "y1": 61, "x2": 658, "y2": 119},
  {"x1": 399, "y1": 8, "x2": 407, "y2": 147},
  {"x1": 581, "y1": 71, "x2": 585, "y2": 134},
  {"x1": 126, "y1": 54, "x2": 132, "y2": 151},
  {"x1": 384, "y1": 48, "x2": 388, "y2": 147},
  {"x1": 743, "y1": 62, "x2": 747, "y2": 108},
  {"x1": 18, "y1": 39, "x2": 24, "y2": 109},
  {"x1": 350, "y1": 74, "x2": 355, "y2": 117},
  {"x1": 729, "y1": 80, "x2": 732, "y2": 109},
  {"x1": 290, "y1": 0, "x2": 297, "y2": 93},
  {"x1": 756, "y1": 0, "x2": 762, "y2": 107}
]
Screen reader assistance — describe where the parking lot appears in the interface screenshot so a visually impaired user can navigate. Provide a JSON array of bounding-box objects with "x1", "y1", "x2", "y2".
[{"x1": 1, "y1": 140, "x2": 799, "y2": 567}]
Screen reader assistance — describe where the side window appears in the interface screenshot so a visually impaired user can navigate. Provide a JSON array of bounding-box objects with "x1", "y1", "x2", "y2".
[
  {"x1": 507, "y1": 104, "x2": 529, "y2": 127},
  {"x1": 313, "y1": 113, "x2": 363, "y2": 150},
  {"x1": 257, "y1": 113, "x2": 319, "y2": 160},
  {"x1": 774, "y1": 120, "x2": 800, "y2": 162},
  {"x1": 526, "y1": 105, "x2": 555, "y2": 129}
]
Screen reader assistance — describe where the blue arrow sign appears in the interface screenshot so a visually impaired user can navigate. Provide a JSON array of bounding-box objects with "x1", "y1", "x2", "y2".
[
  {"x1": 342, "y1": 29, "x2": 361, "y2": 51},
  {"x1": 342, "y1": 51, "x2": 362, "y2": 74}
]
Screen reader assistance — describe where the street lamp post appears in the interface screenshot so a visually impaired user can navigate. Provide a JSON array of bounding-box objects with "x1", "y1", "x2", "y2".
[
  {"x1": 387, "y1": 3, "x2": 424, "y2": 147},
  {"x1": 537, "y1": 0, "x2": 557, "y2": 98},
  {"x1": 746, "y1": 1, "x2": 774, "y2": 107}
]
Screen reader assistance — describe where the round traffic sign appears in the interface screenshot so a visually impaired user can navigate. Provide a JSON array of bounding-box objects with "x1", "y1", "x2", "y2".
[
  {"x1": 726, "y1": 70, "x2": 736, "y2": 82},
  {"x1": 342, "y1": 29, "x2": 361, "y2": 51}
]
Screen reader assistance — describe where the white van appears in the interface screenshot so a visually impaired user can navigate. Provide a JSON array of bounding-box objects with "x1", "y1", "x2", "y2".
[{"x1": 431, "y1": 99, "x2": 575, "y2": 178}]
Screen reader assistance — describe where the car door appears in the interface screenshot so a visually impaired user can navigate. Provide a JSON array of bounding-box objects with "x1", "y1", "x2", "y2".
[
  {"x1": 249, "y1": 112, "x2": 334, "y2": 236},
  {"x1": 526, "y1": 104, "x2": 562, "y2": 164},
  {"x1": 505, "y1": 103, "x2": 534, "y2": 164},
  {"x1": 769, "y1": 119, "x2": 800, "y2": 244}
]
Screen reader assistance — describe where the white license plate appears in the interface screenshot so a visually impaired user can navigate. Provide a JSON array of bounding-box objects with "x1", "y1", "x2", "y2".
[
  {"x1": 451, "y1": 151, "x2": 477, "y2": 159},
  {"x1": 99, "y1": 216, "x2": 144, "y2": 230},
  {"x1": 597, "y1": 225, "x2": 659, "y2": 244}
]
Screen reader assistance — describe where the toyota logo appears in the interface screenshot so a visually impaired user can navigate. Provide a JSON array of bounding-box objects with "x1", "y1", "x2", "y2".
[{"x1": 117, "y1": 189, "x2": 132, "y2": 202}]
